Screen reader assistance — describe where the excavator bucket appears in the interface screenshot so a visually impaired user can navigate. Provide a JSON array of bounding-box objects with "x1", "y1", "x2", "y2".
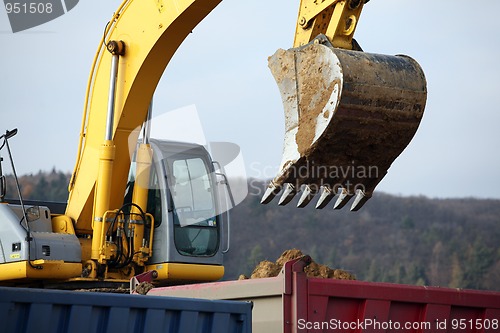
[{"x1": 261, "y1": 35, "x2": 426, "y2": 211}]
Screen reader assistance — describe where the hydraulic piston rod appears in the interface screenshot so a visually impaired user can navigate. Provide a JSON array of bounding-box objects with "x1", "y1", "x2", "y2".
[{"x1": 91, "y1": 40, "x2": 125, "y2": 261}]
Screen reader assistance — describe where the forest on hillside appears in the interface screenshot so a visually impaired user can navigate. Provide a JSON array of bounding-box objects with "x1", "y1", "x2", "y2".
[
  {"x1": 4, "y1": 171, "x2": 500, "y2": 291},
  {"x1": 226, "y1": 180, "x2": 500, "y2": 291}
]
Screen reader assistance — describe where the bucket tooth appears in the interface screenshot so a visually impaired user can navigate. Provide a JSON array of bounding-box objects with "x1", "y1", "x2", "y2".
[
  {"x1": 261, "y1": 182, "x2": 281, "y2": 204},
  {"x1": 297, "y1": 185, "x2": 315, "y2": 208},
  {"x1": 315, "y1": 186, "x2": 335, "y2": 209},
  {"x1": 278, "y1": 183, "x2": 297, "y2": 206},
  {"x1": 333, "y1": 188, "x2": 353, "y2": 210},
  {"x1": 350, "y1": 189, "x2": 371, "y2": 211}
]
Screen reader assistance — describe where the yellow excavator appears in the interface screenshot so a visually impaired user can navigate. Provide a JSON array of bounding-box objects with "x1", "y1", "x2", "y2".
[{"x1": 0, "y1": 0, "x2": 426, "y2": 287}]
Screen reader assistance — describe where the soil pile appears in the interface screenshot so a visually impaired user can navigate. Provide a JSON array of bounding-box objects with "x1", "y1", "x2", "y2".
[{"x1": 242, "y1": 249, "x2": 355, "y2": 280}]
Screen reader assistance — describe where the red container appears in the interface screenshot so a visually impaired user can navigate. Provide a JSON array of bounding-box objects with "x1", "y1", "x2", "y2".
[{"x1": 149, "y1": 256, "x2": 500, "y2": 333}]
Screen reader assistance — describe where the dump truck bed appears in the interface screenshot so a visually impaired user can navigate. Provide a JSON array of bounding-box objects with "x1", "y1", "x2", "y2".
[
  {"x1": 0, "y1": 286, "x2": 252, "y2": 333},
  {"x1": 149, "y1": 257, "x2": 500, "y2": 333}
]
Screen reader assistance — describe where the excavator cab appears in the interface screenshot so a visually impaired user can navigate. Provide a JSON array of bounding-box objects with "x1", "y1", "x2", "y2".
[{"x1": 126, "y1": 139, "x2": 228, "y2": 283}]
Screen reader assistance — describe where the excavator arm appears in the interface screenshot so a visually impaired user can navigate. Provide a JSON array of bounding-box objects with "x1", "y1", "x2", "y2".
[
  {"x1": 67, "y1": 0, "x2": 425, "y2": 274},
  {"x1": 293, "y1": 0, "x2": 367, "y2": 49},
  {"x1": 66, "y1": 0, "x2": 222, "y2": 233}
]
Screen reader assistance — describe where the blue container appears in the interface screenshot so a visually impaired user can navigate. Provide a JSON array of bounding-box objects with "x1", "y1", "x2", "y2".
[{"x1": 0, "y1": 286, "x2": 252, "y2": 333}]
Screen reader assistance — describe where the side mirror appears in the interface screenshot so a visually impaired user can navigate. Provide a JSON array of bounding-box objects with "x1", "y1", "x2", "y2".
[{"x1": 5, "y1": 129, "x2": 17, "y2": 139}]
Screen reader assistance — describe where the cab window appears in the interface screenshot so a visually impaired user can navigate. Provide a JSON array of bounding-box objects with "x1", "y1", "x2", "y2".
[{"x1": 167, "y1": 156, "x2": 218, "y2": 256}]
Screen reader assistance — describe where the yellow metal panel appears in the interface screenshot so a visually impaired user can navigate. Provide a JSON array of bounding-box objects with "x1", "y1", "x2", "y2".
[
  {"x1": 79, "y1": 237, "x2": 92, "y2": 262},
  {"x1": 131, "y1": 143, "x2": 154, "y2": 265},
  {"x1": 51, "y1": 215, "x2": 76, "y2": 234},
  {"x1": 0, "y1": 261, "x2": 82, "y2": 281},
  {"x1": 91, "y1": 141, "x2": 116, "y2": 260},
  {"x1": 148, "y1": 262, "x2": 225, "y2": 282},
  {"x1": 293, "y1": 0, "x2": 364, "y2": 48}
]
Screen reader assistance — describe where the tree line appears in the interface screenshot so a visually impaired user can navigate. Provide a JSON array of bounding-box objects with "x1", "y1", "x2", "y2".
[{"x1": 3, "y1": 171, "x2": 499, "y2": 291}]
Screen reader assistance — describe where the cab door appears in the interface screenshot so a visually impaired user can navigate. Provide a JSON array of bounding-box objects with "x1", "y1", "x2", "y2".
[{"x1": 146, "y1": 140, "x2": 224, "y2": 282}]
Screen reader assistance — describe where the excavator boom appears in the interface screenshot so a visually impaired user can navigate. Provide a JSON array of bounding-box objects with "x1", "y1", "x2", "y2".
[{"x1": 66, "y1": 0, "x2": 222, "y2": 232}]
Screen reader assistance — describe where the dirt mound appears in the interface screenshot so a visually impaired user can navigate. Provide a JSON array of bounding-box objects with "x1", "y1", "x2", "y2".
[{"x1": 245, "y1": 249, "x2": 355, "y2": 280}]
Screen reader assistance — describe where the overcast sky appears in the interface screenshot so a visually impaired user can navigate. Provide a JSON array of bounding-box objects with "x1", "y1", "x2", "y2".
[{"x1": 1, "y1": 0, "x2": 499, "y2": 199}]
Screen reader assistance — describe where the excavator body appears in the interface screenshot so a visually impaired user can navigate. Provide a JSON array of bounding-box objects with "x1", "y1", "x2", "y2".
[
  {"x1": 0, "y1": 138, "x2": 227, "y2": 286},
  {"x1": 0, "y1": 0, "x2": 426, "y2": 286}
]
